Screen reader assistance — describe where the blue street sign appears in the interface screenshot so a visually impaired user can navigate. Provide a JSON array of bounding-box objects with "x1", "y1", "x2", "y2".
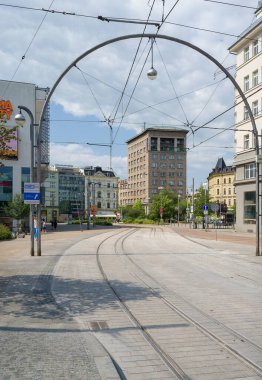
[
  {"x1": 24, "y1": 192, "x2": 40, "y2": 204},
  {"x1": 24, "y1": 182, "x2": 40, "y2": 204},
  {"x1": 203, "y1": 205, "x2": 208, "y2": 211}
]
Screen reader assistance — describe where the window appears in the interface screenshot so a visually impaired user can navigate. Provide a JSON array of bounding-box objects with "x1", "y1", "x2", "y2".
[
  {"x1": 217, "y1": 189, "x2": 220, "y2": 195},
  {"x1": 160, "y1": 163, "x2": 166, "y2": 168},
  {"x1": 229, "y1": 178, "x2": 231, "y2": 184},
  {"x1": 244, "y1": 46, "x2": 249, "y2": 62},
  {"x1": 107, "y1": 192, "x2": 110, "y2": 198},
  {"x1": 253, "y1": 39, "x2": 259, "y2": 56},
  {"x1": 151, "y1": 137, "x2": 158, "y2": 151},
  {"x1": 253, "y1": 70, "x2": 259, "y2": 87},
  {"x1": 107, "y1": 202, "x2": 110, "y2": 209},
  {"x1": 245, "y1": 163, "x2": 256, "y2": 179},
  {"x1": 244, "y1": 134, "x2": 250, "y2": 150},
  {"x1": 169, "y1": 154, "x2": 175, "y2": 159},
  {"x1": 217, "y1": 179, "x2": 219, "y2": 185},
  {"x1": 244, "y1": 191, "x2": 256, "y2": 223},
  {"x1": 0, "y1": 167, "x2": 13, "y2": 205},
  {"x1": 223, "y1": 188, "x2": 226, "y2": 195},
  {"x1": 252, "y1": 100, "x2": 259, "y2": 116},
  {"x1": 97, "y1": 191, "x2": 101, "y2": 198},
  {"x1": 177, "y1": 163, "x2": 183, "y2": 169},
  {"x1": 21, "y1": 167, "x2": 30, "y2": 194},
  {"x1": 244, "y1": 106, "x2": 249, "y2": 120},
  {"x1": 228, "y1": 188, "x2": 231, "y2": 195},
  {"x1": 160, "y1": 138, "x2": 174, "y2": 151},
  {"x1": 168, "y1": 180, "x2": 175, "y2": 186},
  {"x1": 151, "y1": 162, "x2": 157, "y2": 168},
  {"x1": 244, "y1": 75, "x2": 249, "y2": 91},
  {"x1": 107, "y1": 183, "x2": 110, "y2": 188},
  {"x1": 170, "y1": 163, "x2": 175, "y2": 169},
  {"x1": 160, "y1": 154, "x2": 166, "y2": 160},
  {"x1": 176, "y1": 138, "x2": 185, "y2": 152}
]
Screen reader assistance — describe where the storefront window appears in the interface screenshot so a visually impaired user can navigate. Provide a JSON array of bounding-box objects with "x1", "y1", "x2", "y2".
[
  {"x1": 0, "y1": 166, "x2": 13, "y2": 209},
  {"x1": 244, "y1": 191, "x2": 256, "y2": 224},
  {"x1": 21, "y1": 167, "x2": 30, "y2": 195}
]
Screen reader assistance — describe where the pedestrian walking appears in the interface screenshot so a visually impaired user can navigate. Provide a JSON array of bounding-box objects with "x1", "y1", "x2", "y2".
[
  {"x1": 42, "y1": 220, "x2": 47, "y2": 233},
  {"x1": 53, "y1": 219, "x2": 57, "y2": 230}
]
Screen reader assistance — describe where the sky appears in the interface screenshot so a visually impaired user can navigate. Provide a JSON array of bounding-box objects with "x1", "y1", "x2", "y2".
[{"x1": 0, "y1": 0, "x2": 259, "y2": 189}]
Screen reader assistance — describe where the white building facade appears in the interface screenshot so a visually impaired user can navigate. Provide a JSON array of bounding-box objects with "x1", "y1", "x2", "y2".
[
  {"x1": 229, "y1": 3, "x2": 262, "y2": 231},
  {"x1": 0, "y1": 80, "x2": 49, "y2": 225}
]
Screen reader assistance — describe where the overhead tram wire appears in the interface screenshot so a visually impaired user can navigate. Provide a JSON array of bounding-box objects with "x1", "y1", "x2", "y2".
[
  {"x1": 111, "y1": 0, "x2": 183, "y2": 144},
  {"x1": 75, "y1": 67, "x2": 223, "y2": 124},
  {"x1": 1, "y1": 0, "x2": 55, "y2": 98},
  {"x1": 108, "y1": 0, "x2": 157, "y2": 140},
  {"x1": 155, "y1": 41, "x2": 190, "y2": 125},
  {"x1": 190, "y1": 86, "x2": 262, "y2": 136},
  {"x1": 76, "y1": 65, "x2": 108, "y2": 122},
  {"x1": 203, "y1": 0, "x2": 257, "y2": 10},
  {"x1": 1, "y1": 4, "x2": 259, "y2": 42}
]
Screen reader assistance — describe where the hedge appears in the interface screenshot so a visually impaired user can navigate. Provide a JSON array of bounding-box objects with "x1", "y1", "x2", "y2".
[{"x1": 0, "y1": 224, "x2": 12, "y2": 240}]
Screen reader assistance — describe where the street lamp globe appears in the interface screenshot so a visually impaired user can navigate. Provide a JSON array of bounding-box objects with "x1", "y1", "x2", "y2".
[
  {"x1": 14, "y1": 112, "x2": 26, "y2": 126},
  {"x1": 147, "y1": 67, "x2": 157, "y2": 80}
]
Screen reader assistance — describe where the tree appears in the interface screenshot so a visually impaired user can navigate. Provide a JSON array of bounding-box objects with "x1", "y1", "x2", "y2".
[
  {"x1": 149, "y1": 190, "x2": 176, "y2": 220},
  {"x1": 193, "y1": 186, "x2": 210, "y2": 217},
  {"x1": 4, "y1": 194, "x2": 30, "y2": 228},
  {"x1": 0, "y1": 119, "x2": 18, "y2": 165}
]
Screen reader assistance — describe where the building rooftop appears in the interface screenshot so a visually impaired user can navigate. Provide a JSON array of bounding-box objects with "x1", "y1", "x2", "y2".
[
  {"x1": 126, "y1": 127, "x2": 188, "y2": 144},
  {"x1": 229, "y1": 2, "x2": 262, "y2": 51}
]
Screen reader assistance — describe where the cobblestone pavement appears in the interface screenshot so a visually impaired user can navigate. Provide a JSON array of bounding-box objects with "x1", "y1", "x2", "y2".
[
  {"x1": 0, "y1": 225, "x2": 120, "y2": 380},
  {"x1": 1, "y1": 224, "x2": 262, "y2": 379}
]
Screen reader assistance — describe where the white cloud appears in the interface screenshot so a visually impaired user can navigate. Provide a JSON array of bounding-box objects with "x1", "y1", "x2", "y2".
[{"x1": 0, "y1": 0, "x2": 256, "y2": 183}]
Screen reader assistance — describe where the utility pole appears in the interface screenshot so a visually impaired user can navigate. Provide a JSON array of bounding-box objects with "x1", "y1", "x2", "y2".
[{"x1": 86, "y1": 181, "x2": 91, "y2": 230}]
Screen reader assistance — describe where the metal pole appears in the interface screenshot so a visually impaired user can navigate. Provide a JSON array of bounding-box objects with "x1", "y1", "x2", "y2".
[
  {"x1": 86, "y1": 181, "x2": 90, "y2": 229},
  {"x1": 36, "y1": 33, "x2": 260, "y2": 255},
  {"x1": 18, "y1": 106, "x2": 35, "y2": 256},
  {"x1": 36, "y1": 138, "x2": 41, "y2": 256},
  {"x1": 177, "y1": 195, "x2": 180, "y2": 227}
]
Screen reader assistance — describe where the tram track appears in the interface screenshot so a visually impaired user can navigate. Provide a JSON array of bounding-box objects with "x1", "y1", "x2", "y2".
[{"x1": 95, "y1": 227, "x2": 262, "y2": 379}]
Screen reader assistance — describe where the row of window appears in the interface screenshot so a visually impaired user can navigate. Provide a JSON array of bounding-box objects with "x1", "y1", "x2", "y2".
[
  {"x1": 243, "y1": 69, "x2": 259, "y2": 92},
  {"x1": 151, "y1": 154, "x2": 184, "y2": 160},
  {"x1": 151, "y1": 162, "x2": 183, "y2": 169},
  {"x1": 216, "y1": 187, "x2": 234, "y2": 195},
  {"x1": 152, "y1": 171, "x2": 183, "y2": 177},
  {"x1": 244, "y1": 39, "x2": 260, "y2": 63},
  {"x1": 216, "y1": 177, "x2": 232, "y2": 185}
]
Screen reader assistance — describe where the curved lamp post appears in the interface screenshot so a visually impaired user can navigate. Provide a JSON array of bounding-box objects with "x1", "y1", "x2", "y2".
[
  {"x1": 15, "y1": 107, "x2": 41, "y2": 256},
  {"x1": 37, "y1": 33, "x2": 260, "y2": 256}
]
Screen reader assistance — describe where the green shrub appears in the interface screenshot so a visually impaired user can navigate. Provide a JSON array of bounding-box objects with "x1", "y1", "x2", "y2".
[{"x1": 0, "y1": 224, "x2": 12, "y2": 240}]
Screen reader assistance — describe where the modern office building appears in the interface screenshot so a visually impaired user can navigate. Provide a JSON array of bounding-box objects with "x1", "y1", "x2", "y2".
[
  {"x1": 41, "y1": 166, "x2": 59, "y2": 222},
  {"x1": 0, "y1": 80, "x2": 50, "y2": 225},
  {"x1": 84, "y1": 166, "x2": 118, "y2": 216},
  {"x1": 229, "y1": 2, "x2": 262, "y2": 231},
  {"x1": 122, "y1": 127, "x2": 188, "y2": 207},
  {"x1": 208, "y1": 157, "x2": 236, "y2": 211},
  {"x1": 56, "y1": 165, "x2": 85, "y2": 220}
]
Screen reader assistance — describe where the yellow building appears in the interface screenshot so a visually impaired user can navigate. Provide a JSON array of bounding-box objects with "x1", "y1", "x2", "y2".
[{"x1": 208, "y1": 158, "x2": 236, "y2": 211}]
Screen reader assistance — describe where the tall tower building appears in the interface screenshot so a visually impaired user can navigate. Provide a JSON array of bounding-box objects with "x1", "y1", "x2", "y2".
[{"x1": 125, "y1": 127, "x2": 188, "y2": 207}]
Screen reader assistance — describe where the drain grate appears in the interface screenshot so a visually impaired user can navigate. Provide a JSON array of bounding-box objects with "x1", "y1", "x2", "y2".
[{"x1": 89, "y1": 321, "x2": 109, "y2": 331}]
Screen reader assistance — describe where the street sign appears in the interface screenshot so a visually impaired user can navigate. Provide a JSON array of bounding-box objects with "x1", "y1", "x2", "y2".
[
  {"x1": 24, "y1": 182, "x2": 40, "y2": 204},
  {"x1": 203, "y1": 205, "x2": 208, "y2": 211},
  {"x1": 203, "y1": 210, "x2": 208, "y2": 215},
  {"x1": 211, "y1": 203, "x2": 219, "y2": 212}
]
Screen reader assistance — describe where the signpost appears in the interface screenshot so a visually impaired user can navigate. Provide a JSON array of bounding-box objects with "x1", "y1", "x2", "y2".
[{"x1": 24, "y1": 183, "x2": 40, "y2": 205}]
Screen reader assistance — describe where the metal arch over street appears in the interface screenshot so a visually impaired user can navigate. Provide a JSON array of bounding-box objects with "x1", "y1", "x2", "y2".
[{"x1": 37, "y1": 33, "x2": 261, "y2": 256}]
